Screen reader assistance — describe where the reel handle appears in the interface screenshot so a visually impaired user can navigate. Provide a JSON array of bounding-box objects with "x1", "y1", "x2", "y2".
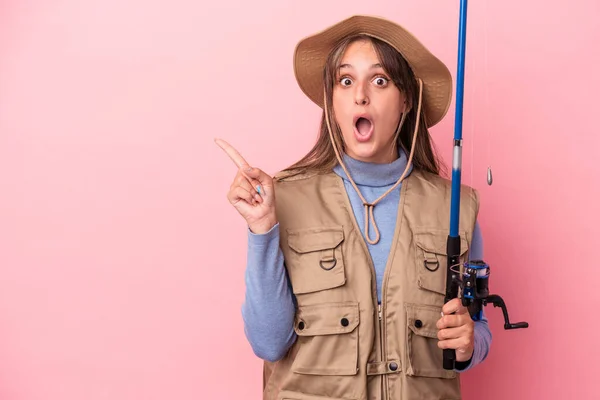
[
  {"x1": 507, "y1": 322, "x2": 529, "y2": 329},
  {"x1": 483, "y1": 294, "x2": 530, "y2": 331}
]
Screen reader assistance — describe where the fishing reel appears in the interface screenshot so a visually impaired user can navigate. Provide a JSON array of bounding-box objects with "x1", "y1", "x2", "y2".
[{"x1": 452, "y1": 260, "x2": 529, "y2": 330}]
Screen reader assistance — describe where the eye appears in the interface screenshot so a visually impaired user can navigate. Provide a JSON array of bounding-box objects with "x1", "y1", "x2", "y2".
[
  {"x1": 373, "y1": 76, "x2": 389, "y2": 86},
  {"x1": 339, "y1": 77, "x2": 353, "y2": 86}
]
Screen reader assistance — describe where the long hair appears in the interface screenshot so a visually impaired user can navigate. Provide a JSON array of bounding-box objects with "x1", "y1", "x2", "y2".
[{"x1": 278, "y1": 34, "x2": 446, "y2": 180}]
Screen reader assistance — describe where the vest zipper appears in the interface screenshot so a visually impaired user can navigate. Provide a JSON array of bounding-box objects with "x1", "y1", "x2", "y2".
[
  {"x1": 378, "y1": 304, "x2": 383, "y2": 356},
  {"x1": 379, "y1": 302, "x2": 389, "y2": 400},
  {"x1": 333, "y1": 176, "x2": 389, "y2": 400},
  {"x1": 378, "y1": 303, "x2": 384, "y2": 400},
  {"x1": 378, "y1": 179, "x2": 409, "y2": 400}
]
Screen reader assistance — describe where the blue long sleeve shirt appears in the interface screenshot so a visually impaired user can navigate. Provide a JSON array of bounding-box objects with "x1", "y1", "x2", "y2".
[{"x1": 241, "y1": 150, "x2": 492, "y2": 371}]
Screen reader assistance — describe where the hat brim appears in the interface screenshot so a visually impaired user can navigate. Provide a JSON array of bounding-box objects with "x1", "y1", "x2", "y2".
[{"x1": 293, "y1": 15, "x2": 453, "y2": 127}]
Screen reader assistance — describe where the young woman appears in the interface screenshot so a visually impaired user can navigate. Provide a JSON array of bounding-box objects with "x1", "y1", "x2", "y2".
[{"x1": 217, "y1": 14, "x2": 491, "y2": 400}]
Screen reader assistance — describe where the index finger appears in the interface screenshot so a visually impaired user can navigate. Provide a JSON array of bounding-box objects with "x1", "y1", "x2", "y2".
[{"x1": 215, "y1": 138, "x2": 250, "y2": 169}]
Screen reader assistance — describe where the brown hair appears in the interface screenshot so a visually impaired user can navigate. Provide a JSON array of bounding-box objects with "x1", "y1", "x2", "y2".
[{"x1": 278, "y1": 34, "x2": 446, "y2": 180}]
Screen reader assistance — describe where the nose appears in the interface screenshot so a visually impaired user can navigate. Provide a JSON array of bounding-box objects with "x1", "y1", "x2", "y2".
[
  {"x1": 354, "y1": 82, "x2": 370, "y2": 106},
  {"x1": 355, "y1": 97, "x2": 369, "y2": 106}
]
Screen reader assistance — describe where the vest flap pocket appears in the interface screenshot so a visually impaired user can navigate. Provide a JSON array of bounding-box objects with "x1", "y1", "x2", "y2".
[
  {"x1": 291, "y1": 302, "x2": 359, "y2": 376},
  {"x1": 405, "y1": 303, "x2": 456, "y2": 379},
  {"x1": 288, "y1": 227, "x2": 344, "y2": 253},
  {"x1": 413, "y1": 230, "x2": 469, "y2": 296},
  {"x1": 286, "y1": 226, "x2": 346, "y2": 295},
  {"x1": 278, "y1": 390, "x2": 355, "y2": 400},
  {"x1": 406, "y1": 303, "x2": 440, "y2": 338},
  {"x1": 413, "y1": 231, "x2": 469, "y2": 256},
  {"x1": 294, "y1": 302, "x2": 359, "y2": 336}
]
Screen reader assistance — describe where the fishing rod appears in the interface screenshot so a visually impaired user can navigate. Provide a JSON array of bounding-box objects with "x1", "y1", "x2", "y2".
[{"x1": 443, "y1": 0, "x2": 529, "y2": 370}]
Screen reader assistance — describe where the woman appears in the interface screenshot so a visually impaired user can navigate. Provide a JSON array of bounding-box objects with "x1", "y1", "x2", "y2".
[{"x1": 217, "y1": 15, "x2": 491, "y2": 400}]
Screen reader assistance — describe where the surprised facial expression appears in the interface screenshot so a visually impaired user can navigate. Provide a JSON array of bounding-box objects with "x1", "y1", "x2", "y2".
[{"x1": 332, "y1": 39, "x2": 408, "y2": 164}]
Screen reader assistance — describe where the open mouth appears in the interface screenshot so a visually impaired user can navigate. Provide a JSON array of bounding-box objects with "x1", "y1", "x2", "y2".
[{"x1": 354, "y1": 116, "x2": 374, "y2": 142}]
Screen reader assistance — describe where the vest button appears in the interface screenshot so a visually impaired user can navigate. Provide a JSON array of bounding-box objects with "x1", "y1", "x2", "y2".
[
  {"x1": 340, "y1": 318, "x2": 349, "y2": 327},
  {"x1": 389, "y1": 362, "x2": 398, "y2": 371},
  {"x1": 415, "y1": 319, "x2": 423, "y2": 328},
  {"x1": 298, "y1": 321, "x2": 305, "y2": 330}
]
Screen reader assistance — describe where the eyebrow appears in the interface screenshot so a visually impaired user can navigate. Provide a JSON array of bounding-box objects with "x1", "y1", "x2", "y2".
[{"x1": 339, "y1": 63, "x2": 383, "y2": 70}]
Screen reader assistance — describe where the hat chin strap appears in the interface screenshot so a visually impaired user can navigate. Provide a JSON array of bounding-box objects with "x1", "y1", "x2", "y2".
[{"x1": 323, "y1": 78, "x2": 424, "y2": 245}]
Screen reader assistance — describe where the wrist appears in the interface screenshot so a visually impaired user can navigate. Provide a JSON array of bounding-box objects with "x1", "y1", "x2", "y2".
[
  {"x1": 249, "y1": 216, "x2": 277, "y2": 234},
  {"x1": 454, "y1": 356, "x2": 473, "y2": 371},
  {"x1": 456, "y1": 347, "x2": 474, "y2": 363}
]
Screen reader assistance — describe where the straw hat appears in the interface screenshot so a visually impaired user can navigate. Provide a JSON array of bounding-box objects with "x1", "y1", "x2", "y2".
[{"x1": 293, "y1": 15, "x2": 453, "y2": 127}]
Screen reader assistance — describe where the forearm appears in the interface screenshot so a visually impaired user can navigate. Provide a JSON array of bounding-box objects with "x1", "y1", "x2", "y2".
[
  {"x1": 454, "y1": 312, "x2": 492, "y2": 372},
  {"x1": 241, "y1": 223, "x2": 297, "y2": 362}
]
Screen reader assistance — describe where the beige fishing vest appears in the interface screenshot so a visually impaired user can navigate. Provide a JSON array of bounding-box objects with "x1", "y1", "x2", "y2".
[{"x1": 262, "y1": 168, "x2": 479, "y2": 400}]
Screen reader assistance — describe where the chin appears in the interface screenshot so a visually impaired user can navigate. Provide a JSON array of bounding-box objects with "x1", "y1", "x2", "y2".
[{"x1": 347, "y1": 142, "x2": 389, "y2": 163}]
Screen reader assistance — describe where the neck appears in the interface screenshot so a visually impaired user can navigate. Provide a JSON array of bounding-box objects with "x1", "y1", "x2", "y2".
[{"x1": 333, "y1": 148, "x2": 413, "y2": 187}]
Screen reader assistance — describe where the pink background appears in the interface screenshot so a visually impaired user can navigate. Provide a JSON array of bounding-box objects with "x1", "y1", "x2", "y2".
[{"x1": 1, "y1": 0, "x2": 598, "y2": 399}]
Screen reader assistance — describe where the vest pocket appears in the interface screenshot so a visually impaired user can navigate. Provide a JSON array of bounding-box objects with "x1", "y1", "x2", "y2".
[
  {"x1": 413, "y1": 231, "x2": 469, "y2": 296},
  {"x1": 278, "y1": 390, "x2": 354, "y2": 400},
  {"x1": 405, "y1": 303, "x2": 457, "y2": 379},
  {"x1": 291, "y1": 301, "x2": 359, "y2": 376},
  {"x1": 286, "y1": 226, "x2": 346, "y2": 294}
]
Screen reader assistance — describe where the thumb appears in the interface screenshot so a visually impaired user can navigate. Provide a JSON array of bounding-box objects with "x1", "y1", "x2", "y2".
[{"x1": 442, "y1": 298, "x2": 465, "y2": 315}]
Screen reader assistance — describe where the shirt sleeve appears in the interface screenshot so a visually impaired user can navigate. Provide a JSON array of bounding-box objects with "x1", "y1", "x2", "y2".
[
  {"x1": 240, "y1": 223, "x2": 297, "y2": 362},
  {"x1": 455, "y1": 219, "x2": 493, "y2": 372}
]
